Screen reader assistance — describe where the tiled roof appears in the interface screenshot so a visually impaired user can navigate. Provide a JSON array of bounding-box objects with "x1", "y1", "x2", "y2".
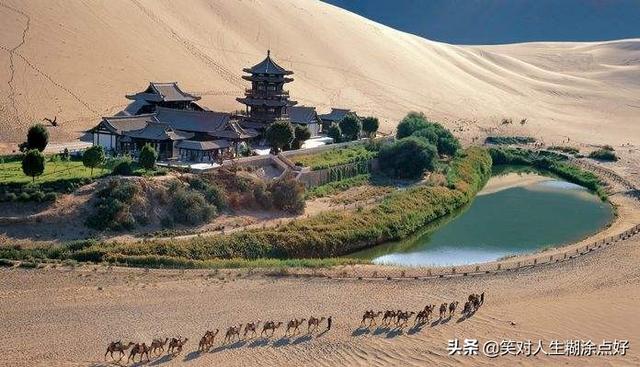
[
  {"x1": 288, "y1": 106, "x2": 320, "y2": 125},
  {"x1": 243, "y1": 51, "x2": 293, "y2": 75},
  {"x1": 176, "y1": 140, "x2": 231, "y2": 151},
  {"x1": 126, "y1": 82, "x2": 201, "y2": 102},
  {"x1": 123, "y1": 121, "x2": 193, "y2": 141}
]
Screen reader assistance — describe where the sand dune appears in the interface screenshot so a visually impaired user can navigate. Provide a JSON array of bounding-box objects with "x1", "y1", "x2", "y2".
[{"x1": 0, "y1": 0, "x2": 638, "y2": 153}]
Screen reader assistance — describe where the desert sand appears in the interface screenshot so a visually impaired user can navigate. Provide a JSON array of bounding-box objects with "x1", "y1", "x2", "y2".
[
  {"x1": 0, "y1": 0, "x2": 639, "y2": 153},
  {"x1": 1, "y1": 1, "x2": 640, "y2": 366},
  {"x1": 0, "y1": 156, "x2": 638, "y2": 366}
]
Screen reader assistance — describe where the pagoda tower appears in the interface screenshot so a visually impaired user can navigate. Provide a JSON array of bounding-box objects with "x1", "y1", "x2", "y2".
[{"x1": 237, "y1": 50, "x2": 297, "y2": 129}]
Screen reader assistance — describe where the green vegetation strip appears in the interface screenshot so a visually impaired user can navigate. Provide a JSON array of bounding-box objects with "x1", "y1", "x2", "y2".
[
  {"x1": 292, "y1": 143, "x2": 377, "y2": 170},
  {"x1": 489, "y1": 147, "x2": 608, "y2": 200}
]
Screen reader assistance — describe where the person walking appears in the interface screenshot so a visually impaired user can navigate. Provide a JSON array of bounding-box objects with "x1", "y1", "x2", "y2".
[{"x1": 327, "y1": 316, "x2": 332, "y2": 331}]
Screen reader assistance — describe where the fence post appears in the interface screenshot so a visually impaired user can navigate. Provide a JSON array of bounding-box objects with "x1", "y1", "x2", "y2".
[
  {"x1": 497, "y1": 264, "x2": 501, "y2": 271},
  {"x1": 549, "y1": 255, "x2": 553, "y2": 262},
  {"x1": 533, "y1": 259, "x2": 537, "y2": 265}
]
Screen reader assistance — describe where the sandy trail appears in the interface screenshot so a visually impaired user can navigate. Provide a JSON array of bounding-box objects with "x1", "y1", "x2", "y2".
[{"x1": 1, "y1": 230, "x2": 638, "y2": 367}]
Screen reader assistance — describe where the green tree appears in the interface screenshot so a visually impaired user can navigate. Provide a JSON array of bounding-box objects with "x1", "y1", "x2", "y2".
[
  {"x1": 339, "y1": 113, "x2": 362, "y2": 141},
  {"x1": 265, "y1": 120, "x2": 294, "y2": 153},
  {"x1": 378, "y1": 137, "x2": 437, "y2": 179},
  {"x1": 327, "y1": 123, "x2": 342, "y2": 143},
  {"x1": 22, "y1": 149, "x2": 45, "y2": 182},
  {"x1": 291, "y1": 125, "x2": 311, "y2": 150},
  {"x1": 396, "y1": 112, "x2": 430, "y2": 139},
  {"x1": 82, "y1": 145, "x2": 105, "y2": 175},
  {"x1": 361, "y1": 116, "x2": 379, "y2": 138},
  {"x1": 139, "y1": 143, "x2": 158, "y2": 170},
  {"x1": 24, "y1": 123, "x2": 49, "y2": 152}
]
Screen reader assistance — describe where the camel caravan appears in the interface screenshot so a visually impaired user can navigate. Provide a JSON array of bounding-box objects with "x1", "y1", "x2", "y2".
[
  {"x1": 360, "y1": 292, "x2": 485, "y2": 331},
  {"x1": 105, "y1": 315, "x2": 332, "y2": 363}
]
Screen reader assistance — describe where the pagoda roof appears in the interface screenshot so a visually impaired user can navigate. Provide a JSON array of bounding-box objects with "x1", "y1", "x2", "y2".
[
  {"x1": 126, "y1": 82, "x2": 201, "y2": 102},
  {"x1": 288, "y1": 106, "x2": 320, "y2": 125},
  {"x1": 209, "y1": 121, "x2": 259, "y2": 140},
  {"x1": 123, "y1": 121, "x2": 193, "y2": 141},
  {"x1": 243, "y1": 51, "x2": 293, "y2": 76},
  {"x1": 236, "y1": 97, "x2": 294, "y2": 107}
]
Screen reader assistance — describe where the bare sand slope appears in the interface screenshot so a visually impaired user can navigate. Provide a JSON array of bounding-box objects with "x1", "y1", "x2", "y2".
[
  {"x1": 0, "y1": 0, "x2": 639, "y2": 152},
  {"x1": 1, "y1": 232, "x2": 639, "y2": 366}
]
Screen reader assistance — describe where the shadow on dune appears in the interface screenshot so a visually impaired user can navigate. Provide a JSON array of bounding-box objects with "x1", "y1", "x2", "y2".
[
  {"x1": 431, "y1": 319, "x2": 441, "y2": 327},
  {"x1": 385, "y1": 329, "x2": 404, "y2": 338},
  {"x1": 183, "y1": 351, "x2": 201, "y2": 362},
  {"x1": 372, "y1": 326, "x2": 390, "y2": 336},
  {"x1": 351, "y1": 327, "x2": 370, "y2": 337},
  {"x1": 407, "y1": 324, "x2": 424, "y2": 335},
  {"x1": 248, "y1": 338, "x2": 270, "y2": 348},
  {"x1": 272, "y1": 337, "x2": 291, "y2": 347},
  {"x1": 148, "y1": 354, "x2": 173, "y2": 365},
  {"x1": 292, "y1": 335, "x2": 312, "y2": 345}
]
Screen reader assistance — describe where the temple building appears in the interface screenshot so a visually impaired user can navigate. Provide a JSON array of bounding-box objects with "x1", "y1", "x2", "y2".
[
  {"x1": 319, "y1": 108, "x2": 354, "y2": 131},
  {"x1": 122, "y1": 82, "x2": 205, "y2": 115},
  {"x1": 237, "y1": 50, "x2": 297, "y2": 130},
  {"x1": 90, "y1": 52, "x2": 356, "y2": 163}
]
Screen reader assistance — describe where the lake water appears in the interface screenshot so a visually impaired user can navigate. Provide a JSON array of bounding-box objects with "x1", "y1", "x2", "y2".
[{"x1": 351, "y1": 171, "x2": 614, "y2": 267}]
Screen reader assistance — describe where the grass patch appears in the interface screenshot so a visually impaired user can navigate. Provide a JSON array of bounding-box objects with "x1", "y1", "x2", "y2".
[
  {"x1": 548, "y1": 146, "x2": 579, "y2": 155},
  {"x1": 0, "y1": 158, "x2": 109, "y2": 185},
  {"x1": 292, "y1": 143, "x2": 377, "y2": 170},
  {"x1": 485, "y1": 136, "x2": 536, "y2": 145},
  {"x1": 306, "y1": 174, "x2": 372, "y2": 199},
  {"x1": 588, "y1": 148, "x2": 618, "y2": 162}
]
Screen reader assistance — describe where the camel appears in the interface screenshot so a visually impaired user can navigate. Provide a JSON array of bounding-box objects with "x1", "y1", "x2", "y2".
[
  {"x1": 439, "y1": 303, "x2": 447, "y2": 319},
  {"x1": 286, "y1": 318, "x2": 306, "y2": 336},
  {"x1": 381, "y1": 310, "x2": 397, "y2": 326},
  {"x1": 127, "y1": 343, "x2": 150, "y2": 364},
  {"x1": 415, "y1": 310, "x2": 429, "y2": 325},
  {"x1": 463, "y1": 301, "x2": 472, "y2": 315},
  {"x1": 104, "y1": 341, "x2": 134, "y2": 361},
  {"x1": 261, "y1": 321, "x2": 283, "y2": 337},
  {"x1": 396, "y1": 311, "x2": 415, "y2": 328},
  {"x1": 150, "y1": 338, "x2": 168, "y2": 355},
  {"x1": 360, "y1": 311, "x2": 382, "y2": 328},
  {"x1": 224, "y1": 324, "x2": 243, "y2": 344},
  {"x1": 307, "y1": 316, "x2": 326, "y2": 333},
  {"x1": 198, "y1": 330, "x2": 219, "y2": 352},
  {"x1": 449, "y1": 301, "x2": 459, "y2": 317},
  {"x1": 424, "y1": 304, "x2": 435, "y2": 322},
  {"x1": 244, "y1": 321, "x2": 261, "y2": 339},
  {"x1": 167, "y1": 337, "x2": 188, "y2": 355}
]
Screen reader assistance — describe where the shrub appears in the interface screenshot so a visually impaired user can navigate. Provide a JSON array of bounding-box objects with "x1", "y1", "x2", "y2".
[
  {"x1": 327, "y1": 123, "x2": 342, "y2": 143},
  {"x1": 339, "y1": 113, "x2": 362, "y2": 141},
  {"x1": 265, "y1": 120, "x2": 294, "y2": 153},
  {"x1": 589, "y1": 149, "x2": 618, "y2": 162},
  {"x1": 378, "y1": 137, "x2": 437, "y2": 179},
  {"x1": 85, "y1": 180, "x2": 140, "y2": 230},
  {"x1": 26, "y1": 123, "x2": 49, "y2": 152},
  {"x1": 171, "y1": 187, "x2": 217, "y2": 225},
  {"x1": 268, "y1": 177, "x2": 305, "y2": 214},
  {"x1": 139, "y1": 143, "x2": 158, "y2": 170},
  {"x1": 361, "y1": 116, "x2": 379, "y2": 138},
  {"x1": 83, "y1": 146, "x2": 105, "y2": 175},
  {"x1": 291, "y1": 125, "x2": 311, "y2": 150},
  {"x1": 111, "y1": 156, "x2": 134, "y2": 176}
]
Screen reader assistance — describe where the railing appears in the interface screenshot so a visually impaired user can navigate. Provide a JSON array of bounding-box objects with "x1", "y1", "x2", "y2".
[{"x1": 244, "y1": 88, "x2": 289, "y2": 97}]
